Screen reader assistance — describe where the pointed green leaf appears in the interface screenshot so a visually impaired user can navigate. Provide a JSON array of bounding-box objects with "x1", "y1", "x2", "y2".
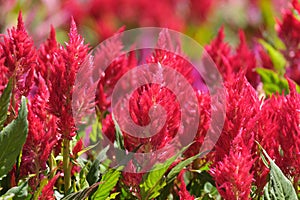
[
  {"x1": 1, "y1": 181, "x2": 29, "y2": 200},
  {"x1": 86, "y1": 145, "x2": 109, "y2": 185},
  {"x1": 256, "y1": 68, "x2": 300, "y2": 96},
  {"x1": 140, "y1": 144, "x2": 193, "y2": 200},
  {"x1": 259, "y1": 146, "x2": 298, "y2": 200},
  {"x1": 62, "y1": 183, "x2": 100, "y2": 200},
  {"x1": 0, "y1": 97, "x2": 28, "y2": 177},
  {"x1": 112, "y1": 114, "x2": 125, "y2": 150},
  {"x1": 0, "y1": 80, "x2": 12, "y2": 131},
  {"x1": 167, "y1": 151, "x2": 207, "y2": 184},
  {"x1": 92, "y1": 169, "x2": 121, "y2": 200},
  {"x1": 259, "y1": 39, "x2": 286, "y2": 74}
]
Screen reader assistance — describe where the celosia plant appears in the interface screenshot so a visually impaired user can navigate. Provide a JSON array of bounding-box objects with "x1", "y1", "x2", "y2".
[{"x1": 0, "y1": 1, "x2": 300, "y2": 199}]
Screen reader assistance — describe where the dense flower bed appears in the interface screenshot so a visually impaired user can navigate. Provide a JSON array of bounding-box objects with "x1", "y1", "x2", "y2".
[{"x1": 0, "y1": 0, "x2": 299, "y2": 200}]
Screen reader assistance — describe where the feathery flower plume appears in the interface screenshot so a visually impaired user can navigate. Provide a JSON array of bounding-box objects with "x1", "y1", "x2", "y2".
[
  {"x1": 39, "y1": 173, "x2": 60, "y2": 200},
  {"x1": 214, "y1": 75, "x2": 259, "y2": 162},
  {"x1": 205, "y1": 28, "x2": 258, "y2": 87},
  {"x1": 20, "y1": 76, "x2": 58, "y2": 189},
  {"x1": 0, "y1": 12, "x2": 36, "y2": 110},
  {"x1": 276, "y1": 0, "x2": 300, "y2": 84},
  {"x1": 177, "y1": 170, "x2": 195, "y2": 200},
  {"x1": 211, "y1": 134, "x2": 254, "y2": 200}
]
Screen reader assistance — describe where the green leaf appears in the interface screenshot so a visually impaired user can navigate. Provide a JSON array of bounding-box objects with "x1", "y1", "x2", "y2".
[
  {"x1": 33, "y1": 178, "x2": 47, "y2": 200},
  {"x1": 140, "y1": 144, "x2": 193, "y2": 200},
  {"x1": 105, "y1": 192, "x2": 119, "y2": 200},
  {"x1": 256, "y1": 68, "x2": 300, "y2": 96},
  {"x1": 0, "y1": 181, "x2": 29, "y2": 200},
  {"x1": 167, "y1": 151, "x2": 207, "y2": 184},
  {"x1": 112, "y1": 114, "x2": 125, "y2": 150},
  {"x1": 86, "y1": 145, "x2": 109, "y2": 186},
  {"x1": 203, "y1": 182, "x2": 221, "y2": 200},
  {"x1": 62, "y1": 183, "x2": 100, "y2": 200},
  {"x1": 0, "y1": 80, "x2": 12, "y2": 131},
  {"x1": 92, "y1": 169, "x2": 121, "y2": 200},
  {"x1": 0, "y1": 97, "x2": 28, "y2": 177},
  {"x1": 260, "y1": 147, "x2": 298, "y2": 200},
  {"x1": 259, "y1": 39, "x2": 286, "y2": 74}
]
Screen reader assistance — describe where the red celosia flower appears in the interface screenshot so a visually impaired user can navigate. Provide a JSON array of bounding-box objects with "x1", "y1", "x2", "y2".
[
  {"x1": 121, "y1": 160, "x2": 144, "y2": 196},
  {"x1": 177, "y1": 170, "x2": 195, "y2": 200},
  {"x1": 275, "y1": 0, "x2": 300, "y2": 84},
  {"x1": 183, "y1": 91, "x2": 211, "y2": 158},
  {"x1": 0, "y1": 11, "x2": 36, "y2": 106},
  {"x1": 95, "y1": 49, "x2": 136, "y2": 114},
  {"x1": 211, "y1": 133, "x2": 254, "y2": 200},
  {"x1": 38, "y1": 19, "x2": 89, "y2": 139},
  {"x1": 253, "y1": 79, "x2": 300, "y2": 188},
  {"x1": 39, "y1": 173, "x2": 60, "y2": 200},
  {"x1": 214, "y1": 75, "x2": 260, "y2": 162},
  {"x1": 276, "y1": 0, "x2": 300, "y2": 49},
  {"x1": 205, "y1": 28, "x2": 258, "y2": 87},
  {"x1": 0, "y1": 51, "x2": 9, "y2": 94},
  {"x1": 20, "y1": 76, "x2": 58, "y2": 189}
]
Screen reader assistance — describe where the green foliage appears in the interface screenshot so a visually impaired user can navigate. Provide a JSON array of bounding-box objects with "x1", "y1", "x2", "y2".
[
  {"x1": 0, "y1": 181, "x2": 30, "y2": 200},
  {"x1": 139, "y1": 145, "x2": 192, "y2": 200},
  {"x1": 259, "y1": 145, "x2": 298, "y2": 200},
  {"x1": 167, "y1": 151, "x2": 207, "y2": 184},
  {"x1": 112, "y1": 115, "x2": 125, "y2": 150},
  {"x1": 256, "y1": 68, "x2": 300, "y2": 96},
  {"x1": 259, "y1": 39, "x2": 286, "y2": 75},
  {"x1": 0, "y1": 97, "x2": 28, "y2": 178},
  {"x1": 0, "y1": 80, "x2": 12, "y2": 131},
  {"x1": 91, "y1": 169, "x2": 121, "y2": 200},
  {"x1": 86, "y1": 145, "x2": 109, "y2": 186},
  {"x1": 62, "y1": 183, "x2": 100, "y2": 200}
]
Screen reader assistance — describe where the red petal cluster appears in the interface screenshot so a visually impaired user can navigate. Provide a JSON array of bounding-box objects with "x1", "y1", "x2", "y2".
[
  {"x1": 254, "y1": 80, "x2": 300, "y2": 188},
  {"x1": 20, "y1": 76, "x2": 58, "y2": 189},
  {"x1": 211, "y1": 134, "x2": 254, "y2": 200},
  {"x1": 39, "y1": 173, "x2": 60, "y2": 200},
  {"x1": 0, "y1": 12, "x2": 36, "y2": 105},
  {"x1": 276, "y1": 0, "x2": 300, "y2": 84},
  {"x1": 205, "y1": 28, "x2": 258, "y2": 87},
  {"x1": 38, "y1": 19, "x2": 89, "y2": 139}
]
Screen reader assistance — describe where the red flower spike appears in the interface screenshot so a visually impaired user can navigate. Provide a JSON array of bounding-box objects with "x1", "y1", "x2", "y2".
[
  {"x1": 205, "y1": 28, "x2": 259, "y2": 87},
  {"x1": 20, "y1": 76, "x2": 58, "y2": 189},
  {"x1": 275, "y1": 2, "x2": 300, "y2": 84},
  {"x1": 0, "y1": 11, "x2": 36, "y2": 102},
  {"x1": 252, "y1": 79, "x2": 300, "y2": 189},
  {"x1": 39, "y1": 19, "x2": 89, "y2": 139},
  {"x1": 214, "y1": 75, "x2": 260, "y2": 162},
  {"x1": 39, "y1": 173, "x2": 60, "y2": 200},
  {"x1": 211, "y1": 134, "x2": 254, "y2": 200},
  {"x1": 94, "y1": 32, "x2": 136, "y2": 114},
  {"x1": 177, "y1": 170, "x2": 195, "y2": 200},
  {"x1": 72, "y1": 139, "x2": 83, "y2": 157}
]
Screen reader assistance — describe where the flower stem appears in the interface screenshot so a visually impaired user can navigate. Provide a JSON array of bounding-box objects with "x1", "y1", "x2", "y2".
[{"x1": 63, "y1": 138, "x2": 71, "y2": 193}]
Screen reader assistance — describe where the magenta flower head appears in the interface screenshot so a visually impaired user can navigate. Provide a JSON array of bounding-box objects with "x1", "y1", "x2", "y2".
[
  {"x1": 255, "y1": 79, "x2": 300, "y2": 186},
  {"x1": 39, "y1": 18, "x2": 89, "y2": 139},
  {"x1": 20, "y1": 76, "x2": 58, "y2": 189},
  {"x1": 211, "y1": 133, "x2": 254, "y2": 200},
  {"x1": 276, "y1": 0, "x2": 300, "y2": 84},
  {"x1": 0, "y1": 11, "x2": 36, "y2": 106}
]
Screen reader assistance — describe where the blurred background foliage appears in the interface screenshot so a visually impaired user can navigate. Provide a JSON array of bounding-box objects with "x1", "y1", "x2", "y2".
[{"x1": 0, "y1": 0, "x2": 288, "y2": 47}]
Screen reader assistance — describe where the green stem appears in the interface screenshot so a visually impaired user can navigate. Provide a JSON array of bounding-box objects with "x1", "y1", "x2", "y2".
[
  {"x1": 63, "y1": 138, "x2": 71, "y2": 193},
  {"x1": 49, "y1": 151, "x2": 55, "y2": 179}
]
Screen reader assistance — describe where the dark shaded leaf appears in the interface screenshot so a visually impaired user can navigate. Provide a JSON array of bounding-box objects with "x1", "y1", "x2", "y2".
[
  {"x1": 86, "y1": 145, "x2": 109, "y2": 185},
  {"x1": 62, "y1": 183, "x2": 100, "y2": 200},
  {"x1": 92, "y1": 169, "x2": 121, "y2": 200},
  {"x1": 0, "y1": 80, "x2": 12, "y2": 131},
  {"x1": 0, "y1": 97, "x2": 28, "y2": 177}
]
